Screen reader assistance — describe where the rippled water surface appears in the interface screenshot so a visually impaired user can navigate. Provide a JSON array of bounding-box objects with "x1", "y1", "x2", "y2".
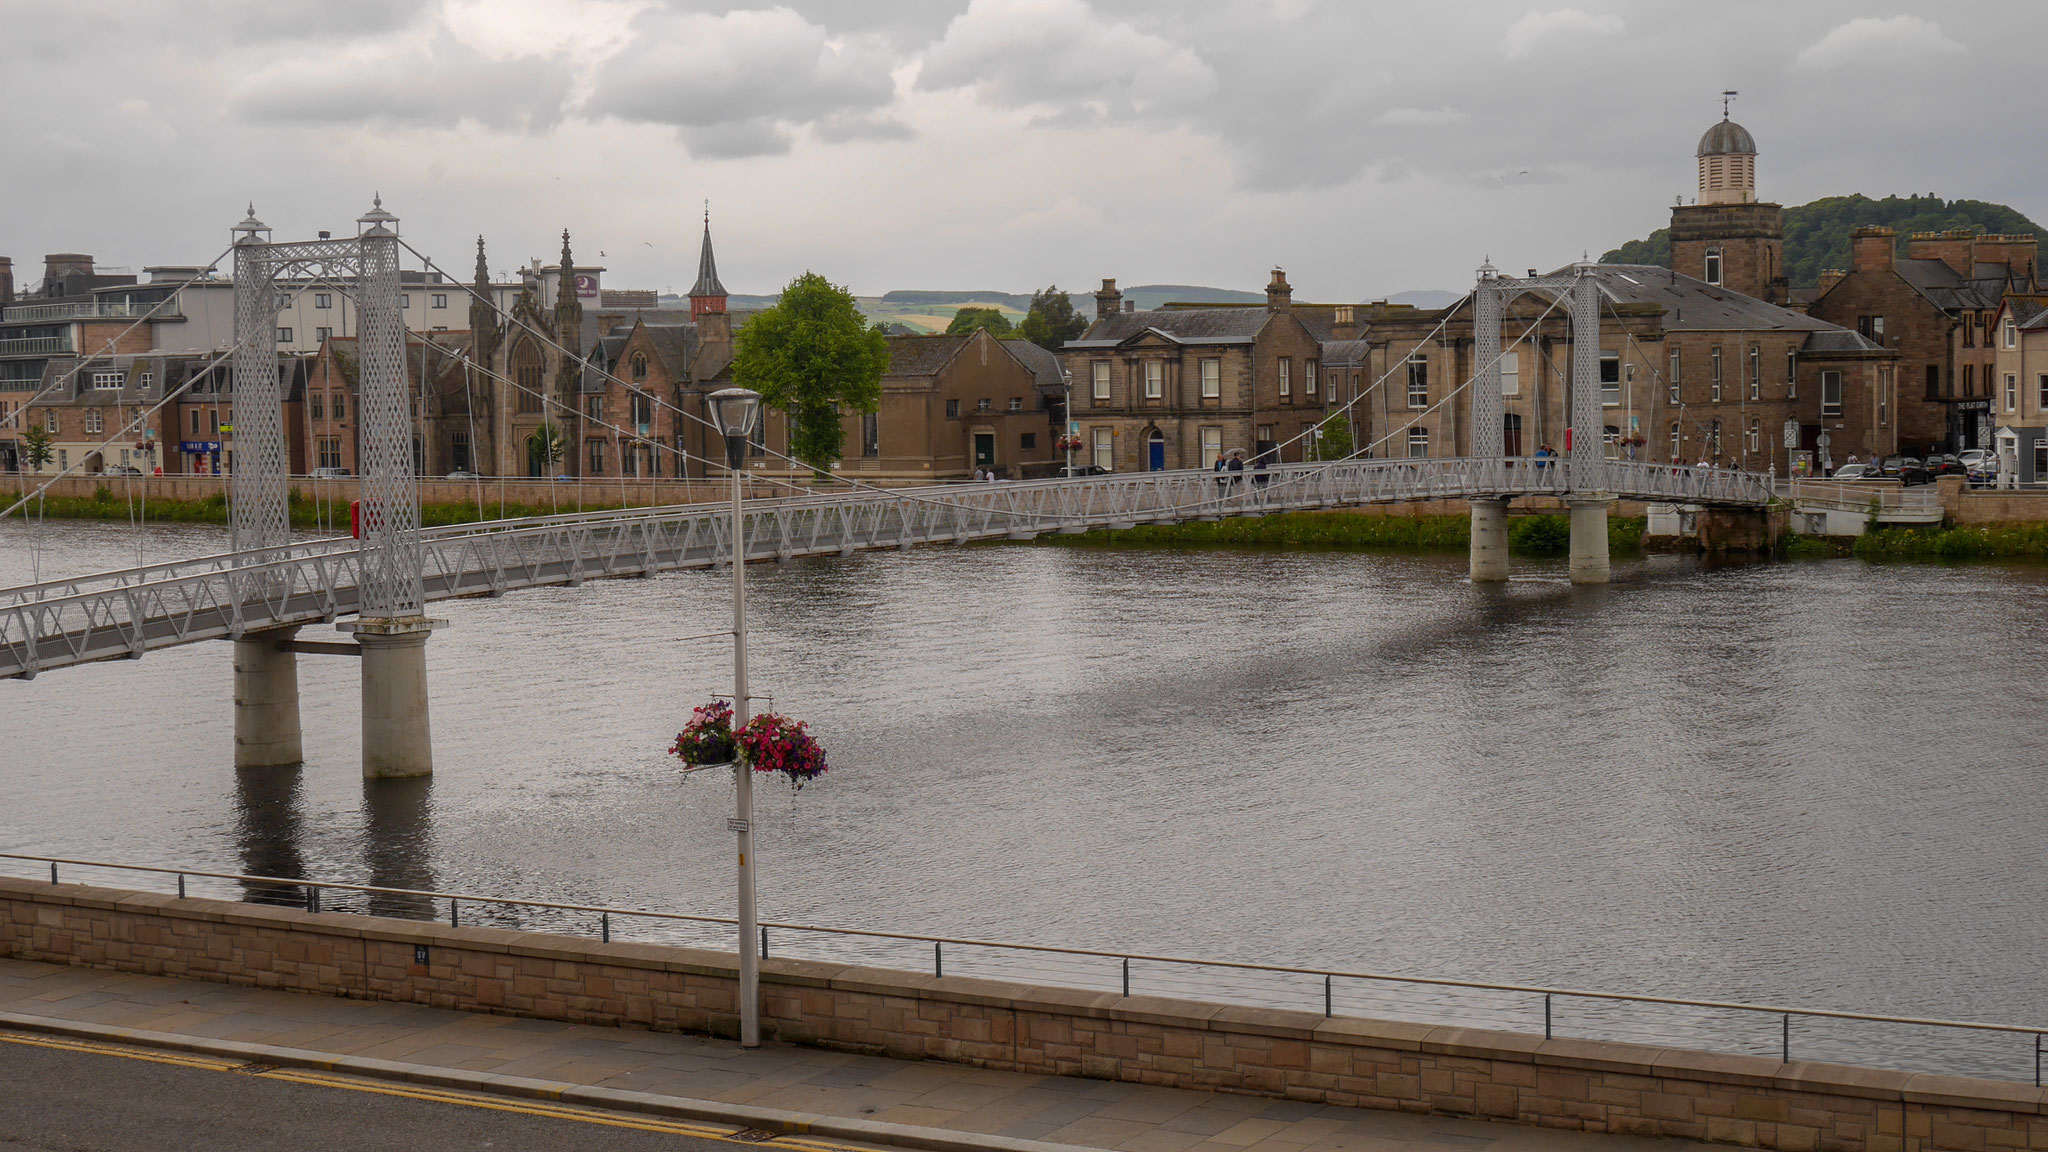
[{"x1": 5, "y1": 521, "x2": 2048, "y2": 1075}]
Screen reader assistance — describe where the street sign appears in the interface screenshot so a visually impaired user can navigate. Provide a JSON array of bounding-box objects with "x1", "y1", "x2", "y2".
[
  {"x1": 727, "y1": 817, "x2": 750, "y2": 834},
  {"x1": 219, "y1": 424, "x2": 234, "y2": 433},
  {"x1": 1068, "y1": 421, "x2": 1079, "y2": 435},
  {"x1": 1815, "y1": 432, "x2": 1831, "y2": 449},
  {"x1": 1782, "y1": 419, "x2": 1799, "y2": 448}
]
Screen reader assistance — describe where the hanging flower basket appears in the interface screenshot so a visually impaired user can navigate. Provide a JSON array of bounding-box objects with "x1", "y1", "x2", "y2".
[
  {"x1": 670, "y1": 699, "x2": 737, "y2": 771},
  {"x1": 668, "y1": 700, "x2": 830, "y2": 789},
  {"x1": 736, "y1": 712, "x2": 829, "y2": 789}
]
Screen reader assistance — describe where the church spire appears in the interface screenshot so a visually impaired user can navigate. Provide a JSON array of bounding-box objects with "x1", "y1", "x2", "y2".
[
  {"x1": 689, "y1": 204, "x2": 727, "y2": 318},
  {"x1": 553, "y1": 229, "x2": 583, "y2": 408},
  {"x1": 469, "y1": 235, "x2": 500, "y2": 367}
]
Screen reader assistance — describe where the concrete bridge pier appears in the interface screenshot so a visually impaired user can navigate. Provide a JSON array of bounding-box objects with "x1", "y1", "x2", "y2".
[
  {"x1": 1568, "y1": 497, "x2": 1614, "y2": 585},
  {"x1": 1468, "y1": 497, "x2": 1510, "y2": 582},
  {"x1": 345, "y1": 618, "x2": 443, "y2": 779},
  {"x1": 233, "y1": 626, "x2": 304, "y2": 768}
]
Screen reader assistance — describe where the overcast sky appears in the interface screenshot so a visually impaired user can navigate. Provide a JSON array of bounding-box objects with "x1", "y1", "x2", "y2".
[{"x1": 4, "y1": 0, "x2": 2042, "y2": 302}]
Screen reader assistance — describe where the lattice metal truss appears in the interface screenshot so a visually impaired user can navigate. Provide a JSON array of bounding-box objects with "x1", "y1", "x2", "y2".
[
  {"x1": 1479, "y1": 264, "x2": 1608, "y2": 492},
  {"x1": 228, "y1": 200, "x2": 422, "y2": 623}
]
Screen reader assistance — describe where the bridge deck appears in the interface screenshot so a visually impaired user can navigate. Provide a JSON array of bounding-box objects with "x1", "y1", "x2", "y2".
[{"x1": 0, "y1": 459, "x2": 1769, "y2": 678}]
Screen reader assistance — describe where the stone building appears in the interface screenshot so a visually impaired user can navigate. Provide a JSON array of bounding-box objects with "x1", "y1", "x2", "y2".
[
  {"x1": 1059, "y1": 270, "x2": 1355, "y2": 472},
  {"x1": 837, "y1": 331, "x2": 1061, "y2": 479},
  {"x1": 1670, "y1": 116, "x2": 1788, "y2": 305},
  {"x1": 1807, "y1": 228, "x2": 2040, "y2": 454},
  {"x1": 1989, "y1": 295, "x2": 2048, "y2": 483}
]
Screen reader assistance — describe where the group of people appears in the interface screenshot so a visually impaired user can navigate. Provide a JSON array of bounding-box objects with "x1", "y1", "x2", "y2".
[{"x1": 1212, "y1": 448, "x2": 1273, "y2": 492}]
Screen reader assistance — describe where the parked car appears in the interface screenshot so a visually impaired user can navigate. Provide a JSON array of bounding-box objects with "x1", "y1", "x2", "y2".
[
  {"x1": 308, "y1": 466, "x2": 351, "y2": 479},
  {"x1": 1898, "y1": 462, "x2": 1933, "y2": 486},
  {"x1": 1925, "y1": 454, "x2": 1965, "y2": 476},
  {"x1": 445, "y1": 470, "x2": 481, "y2": 480},
  {"x1": 1959, "y1": 448, "x2": 1992, "y2": 471},
  {"x1": 1830, "y1": 464, "x2": 1875, "y2": 480},
  {"x1": 1057, "y1": 465, "x2": 1111, "y2": 477},
  {"x1": 103, "y1": 465, "x2": 144, "y2": 476}
]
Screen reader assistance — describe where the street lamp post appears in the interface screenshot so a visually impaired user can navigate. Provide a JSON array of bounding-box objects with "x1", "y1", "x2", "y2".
[
  {"x1": 706, "y1": 386, "x2": 763, "y2": 1049},
  {"x1": 1059, "y1": 369, "x2": 1074, "y2": 476}
]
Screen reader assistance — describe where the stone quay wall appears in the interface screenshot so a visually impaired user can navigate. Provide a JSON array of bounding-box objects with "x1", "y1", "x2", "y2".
[{"x1": 3, "y1": 874, "x2": 2041, "y2": 1152}]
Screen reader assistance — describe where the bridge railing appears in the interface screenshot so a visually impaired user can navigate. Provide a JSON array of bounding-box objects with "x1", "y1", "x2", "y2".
[
  {"x1": 0, "y1": 458, "x2": 1776, "y2": 677},
  {"x1": 3, "y1": 850, "x2": 2043, "y2": 1085}
]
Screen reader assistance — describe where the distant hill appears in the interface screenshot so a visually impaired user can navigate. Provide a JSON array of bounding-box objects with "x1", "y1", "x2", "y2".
[{"x1": 1602, "y1": 195, "x2": 2048, "y2": 287}]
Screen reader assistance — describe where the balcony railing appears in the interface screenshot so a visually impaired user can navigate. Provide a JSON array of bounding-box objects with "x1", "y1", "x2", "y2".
[
  {"x1": 1, "y1": 301, "x2": 183, "y2": 323},
  {"x1": 0, "y1": 336, "x2": 73, "y2": 357}
]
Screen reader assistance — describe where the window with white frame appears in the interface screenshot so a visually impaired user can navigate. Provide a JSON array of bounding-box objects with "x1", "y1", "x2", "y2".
[
  {"x1": 1501, "y1": 352, "x2": 1519, "y2": 396},
  {"x1": 1406, "y1": 427, "x2": 1428, "y2": 457},
  {"x1": 137, "y1": 371, "x2": 153, "y2": 391},
  {"x1": 1144, "y1": 360, "x2": 1162, "y2": 400},
  {"x1": 1600, "y1": 352, "x2": 1620, "y2": 407},
  {"x1": 1092, "y1": 427, "x2": 1113, "y2": 470},
  {"x1": 1786, "y1": 349, "x2": 1797, "y2": 398},
  {"x1": 2006, "y1": 373, "x2": 2018, "y2": 413},
  {"x1": 1668, "y1": 347, "x2": 1681, "y2": 402},
  {"x1": 91, "y1": 371, "x2": 122, "y2": 390},
  {"x1": 1879, "y1": 366, "x2": 1891, "y2": 427},
  {"x1": 1669, "y1": 421, "x2": 1681, "y2": 459},
  {"x1": 44, "y1": 410, "x2": 57, "y2": 434},
  {"x1": 1704, "y1": 248, "x2": 1723, "y2": 286},
  {"x1": 2006, "y1": 318, "x2": 2019, "y2": 349},
  {"x1": 1406, "y1": 355, "x2": 1428, "y2": 407},
  {"x1": 2040, "y1": 374, "x2": 2048, "y2": 412},
  {"x1": 1092, "y1": 361, "x2": 1110, "y2": 402},
  {"x1": 1278, "y1": 357, "x2": 1291, "y2": 398},
  {"x1": 1820, "y1": 370, "x2": 1842, "y2": 417},
  {"x1": 1747, "y1": 417, "x2": 1760, "y2": 454},
  {"x1": 1709, "y1": 346, "x2": 1724, "y2": 401},
  {"x1": 1200, "y1": 358, "x2": 1220, "y2": 399},
  {"x1": 315, "y1": 293, "x2": 331, "y2": 309},
  {"x1": 1200, "y1": 427, "x2": 1222, "y2": 469},
  {"x1": 84, "y1": 409, "x2": 104, "y2": 434},
  {"x1": 1009, "y1": 396, "x2": 1023, "y2": 412},
  {"x1": 1749, "y1": 346, "x2": 1761, "y2": 400},
  {"x1": 1306, "y1": 359, "x2": 1318, "y2": 397}
]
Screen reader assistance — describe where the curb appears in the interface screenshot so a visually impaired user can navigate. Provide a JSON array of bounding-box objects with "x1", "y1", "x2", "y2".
[{"x1": 0, "y1": 1010, "x2": 1108, "y2": 1152}]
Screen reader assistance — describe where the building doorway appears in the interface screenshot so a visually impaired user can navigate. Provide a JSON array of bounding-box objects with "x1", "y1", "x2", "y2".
[
  {"x1": 973, "y1": 432, "x2": 995, "y2": 471},
  {"x1": 1503, "y1": 413, "x2": 1523, "y2": 457},
  {"x1": 1147, "y1": 430, "x2": 1165, "y2": 471}
]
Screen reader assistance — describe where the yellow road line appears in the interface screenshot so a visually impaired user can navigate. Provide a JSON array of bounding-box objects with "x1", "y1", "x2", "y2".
[
  {"x1": 0, "y1": 1028, "x2": 886, "y2": 1152},
  {"x1": 0, "y1": 1030, "x2": 242, "y2": 1072}
]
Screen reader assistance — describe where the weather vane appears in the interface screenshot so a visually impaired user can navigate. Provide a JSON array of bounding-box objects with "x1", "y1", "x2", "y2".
[{"x1": 1722, "y1": 90, "x2": 1738, "y2": 119}]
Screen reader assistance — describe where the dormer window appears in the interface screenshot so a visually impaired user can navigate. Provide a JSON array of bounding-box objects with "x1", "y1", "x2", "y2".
[{"x1": 1703, "y1": 248, "x2": 1723, "y2": 287}]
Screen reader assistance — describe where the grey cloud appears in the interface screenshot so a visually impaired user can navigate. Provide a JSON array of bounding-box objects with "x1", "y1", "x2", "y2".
[
  {"x1": 815, "y1": 112, "x2": 916, "y2": 144},
  {"x1": 229, "y1": 32, "x2": 574, "y2": 132},
  {"x1": 919, "y1": 0, "x2": 1216, "y2": 116},
  {"x1": 585, "y1": 5, "x2": 899, "y2": 153}
]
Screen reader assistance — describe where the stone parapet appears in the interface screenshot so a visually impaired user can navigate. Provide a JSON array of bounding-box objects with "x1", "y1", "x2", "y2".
[{"x1": 1, "y1": 874, "x2": 2039, "y2": 1152}]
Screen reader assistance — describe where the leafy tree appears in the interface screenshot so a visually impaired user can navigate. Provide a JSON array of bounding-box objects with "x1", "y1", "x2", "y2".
[
  {"x1": 20, "y1": 424, "x2": 53, "y2": 471},
  {"x1": 731, "y1": 272, "x2": 889, "y2": 468},
  {"x1": 945, "y1": 307, "x2": 1013, "y2": 336},
  {"x1": 1017, "y1": 284, "x2": 1089, "y2": 351},
  {"x1": 1602, "y1": 194, "x2": 2048, "y2": 288},
  {"x1": 526, "y1": 420, "x2": 564, "y2": 475},
  {"x1": 1306, "y1": 412, "x2": 1354, "y2": 461}
]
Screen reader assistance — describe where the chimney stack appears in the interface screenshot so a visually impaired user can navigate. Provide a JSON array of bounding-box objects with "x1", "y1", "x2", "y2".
[
  {"x1": 1817, "y1": 269, "x2": 1848, "y2": 296},
  {"x1": 1850, "y1": 226, "x2": 1895, "y2": 274},
  {"x1": 1972, "y1": 234, "x2": 2038, "y2": 286},
  {"x1": 1094, "y1": 278, "x2": 1122, "y2": 320},
  {"x1": 42, "y1": 253, "x2": 94, "y2": 297},
  {"x1": 1905, "y1": 229, "x2": 1974, "y2": 275},
  {"x1": 1267, "y1": 268, "x2": 1293, "y2": 311}
]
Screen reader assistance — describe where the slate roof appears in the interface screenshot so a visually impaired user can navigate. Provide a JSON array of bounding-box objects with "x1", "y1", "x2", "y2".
[
  {"x1": 1797, "y1": 330, "x2": 1887, "y2": 354},
  {"x1": 1581, "y1": 265, "x2": 1844, "y2": 333},
  {"x1": 1068, "y1": 307, "x2": 1271, "y2": 348},
  {"x1": 1001, "y1": 339, "x2": 1066, "y2": 390},
  {"x1": 2010, "y1": 296, "x2": 2048, "y2": 330},
  {"x1": 1320, "y1": 338, "x2": 1373, "y2": 366},
  {"x1": 886, "y1": 335, "x2": 972, "y2": 377},
  {"x1": 690, "y1": 223, "x2": 726, "y2": 299},
  {"x1": 1893, "y1": 258, "x2": 2007, "y2": 313}
]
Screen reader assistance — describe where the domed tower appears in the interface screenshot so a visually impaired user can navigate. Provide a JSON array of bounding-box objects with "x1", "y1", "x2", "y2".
[{"x1": 1670, "y1": 103, "x2": 1785, "y2": 304}]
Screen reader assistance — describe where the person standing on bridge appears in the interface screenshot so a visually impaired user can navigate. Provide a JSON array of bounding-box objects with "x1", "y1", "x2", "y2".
[
  {"x1": 1214, "y1": 452, "x2": 1228, "y2": 496},
  {"x1": 1225, "y1": 450, "x2": 1245, "y2": 493}
]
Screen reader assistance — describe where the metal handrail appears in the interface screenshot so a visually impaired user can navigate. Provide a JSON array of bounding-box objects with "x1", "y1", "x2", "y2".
[{"x1": 5, "y1": 850, "x2": 2042, "y2": 1043}]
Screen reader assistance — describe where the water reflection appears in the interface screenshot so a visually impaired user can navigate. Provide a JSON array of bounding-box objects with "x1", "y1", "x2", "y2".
[
  {"x1": 360, "y1": 777, "x2": 437, "y2": 919},
  {"x1": 233, "y1": 765, "x2": 308, "y2": 908}
]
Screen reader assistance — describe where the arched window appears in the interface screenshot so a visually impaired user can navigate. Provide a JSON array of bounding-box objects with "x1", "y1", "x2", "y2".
[
  {"x1": 512, "y1": 341, "x2": 543, "y2": 414},
  {"x1": 632, "y1": 353, "x2": 647, "y2": 380},
  {"x1": 1703, "y1": 247, "x2": 1723, "y2": 287}
]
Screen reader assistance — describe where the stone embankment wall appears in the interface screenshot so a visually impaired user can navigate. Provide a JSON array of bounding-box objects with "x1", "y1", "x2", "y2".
[
  {"x1": 10, "y1": 473, "x2": 925, "y2": 509},
  {"x1": 2, "y1": 876, "x2": 2040, "y2": 1152}
]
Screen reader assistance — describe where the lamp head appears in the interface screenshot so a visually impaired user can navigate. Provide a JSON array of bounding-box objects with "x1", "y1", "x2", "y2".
[{"x1": 707, "y1": 387, "x2": 762, "y2": 439}]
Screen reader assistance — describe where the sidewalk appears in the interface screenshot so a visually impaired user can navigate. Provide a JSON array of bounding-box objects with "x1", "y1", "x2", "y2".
[{"x1": 0, "y1": 958, "x2": 1703, "y2": 1152}]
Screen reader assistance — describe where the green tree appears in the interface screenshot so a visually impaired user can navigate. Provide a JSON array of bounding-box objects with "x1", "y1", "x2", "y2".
[
  {"x1": 1017, "y1": 285, "x2": 1089, "y2": 351},
  {"x1": 526, "y1": 420, "x2": 564, "y2": 474},
  {"x1": 731, "y1": 272, "x2": 889, "y2": 469},
  {"x1": 20, "y1": 424, "x2": 54, "y2": 471},
  {"x1": 945, "y1": 306, "x2": 1013, "y2": 336},
  {"x1": 1306, "y1": 412, "x2": 1354, "y2": 461}
]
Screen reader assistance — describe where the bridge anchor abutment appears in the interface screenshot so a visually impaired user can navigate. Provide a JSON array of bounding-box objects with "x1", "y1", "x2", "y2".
[
  {"x1": 345, "y1": 618, "x2": 443, "y2": 779},
  {"x1": 1468, "y1": 497, "x2": 1510, "y2": 582},
  {"x1": 233, "y1": 626, "x2": 304, "y2": 768},
  {"x1": 1568, "y1": 496, "x2": 1614, "y2": 585}
]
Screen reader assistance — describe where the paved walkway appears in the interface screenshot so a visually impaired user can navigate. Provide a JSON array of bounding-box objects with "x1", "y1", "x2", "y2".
[{"x1": 0, "y1": 959, "x2": 1707, "y2": 1152}]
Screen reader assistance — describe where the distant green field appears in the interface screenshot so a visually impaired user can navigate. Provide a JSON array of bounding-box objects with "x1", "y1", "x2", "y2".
[{"x1": 856, "y1": 299, "x2": 1028, "y2": 333}]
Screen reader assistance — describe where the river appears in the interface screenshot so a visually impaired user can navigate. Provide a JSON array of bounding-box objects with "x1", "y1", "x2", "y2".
[{"x1": 4, "y1": 519, "x2": 2047, "y2": 1077}]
